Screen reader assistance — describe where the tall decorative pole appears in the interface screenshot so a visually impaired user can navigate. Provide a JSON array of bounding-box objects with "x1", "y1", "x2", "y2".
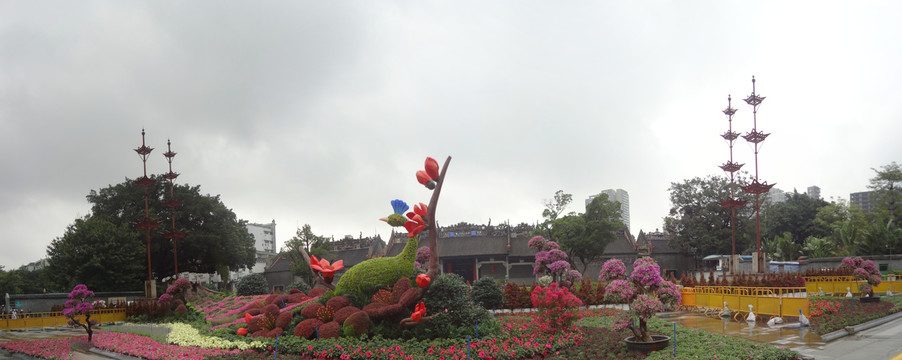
[
  {"x1": 134, "y1": 129, "x2": 161, "y2": 298},
  {"x1": 740, "y1": 76, "x2": 775, "y2": 274},
  {"x1": 162, "y1": 139, "x2": 186, "y2": 279},
  {"x1": 718, "y1": 95, "x2": 746, "y2": 275}
]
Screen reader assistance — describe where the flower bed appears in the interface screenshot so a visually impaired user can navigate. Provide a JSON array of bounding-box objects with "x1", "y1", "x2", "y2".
[
  {"x1": 0, "y1": 337, "x2": 73, "y2": 360},
  {"x1": 809, "y1": 295, "x2": 902, "y2": 334}
]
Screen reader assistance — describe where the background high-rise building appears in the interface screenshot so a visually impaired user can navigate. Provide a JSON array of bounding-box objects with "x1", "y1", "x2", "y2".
[
  {"x1": 587, "y1": 189, "x2": 630, "y2": 232},
  {"x1": 850, "y1": 191, "x2": 876, "y2": 213},
  {"x1": 766, "y1": 188, "x2": 786, "y2": 205},
  {"x1": 806, "y1": 186, "x2": 821, "y2": 199},
  {"x1": 246, "y1": 220, "x2": 277, "y2": 273}
]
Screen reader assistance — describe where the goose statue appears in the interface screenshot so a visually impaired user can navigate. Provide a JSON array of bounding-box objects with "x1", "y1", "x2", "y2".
[
  {"x1": 799, "y1": 309, "x2": 810, "y2": 327},
  {"x1": 888, "y1": 287, "x2": 894, "y2": 297},
  {"x1": 818, "y1": 287, "x2": 825, "y2": 296},
  {"x1": 766, "y1": 316, "x2": 784, "y2": 327},
  {"x1": 846, "y1": 287, "x2": 853, "y2": 298},
  {"x1": 720, "y1": 302, "x2": 732, "y2": 318},
  {"x1": 746, "y1": 304, "x2": 756, "y2": 323}
]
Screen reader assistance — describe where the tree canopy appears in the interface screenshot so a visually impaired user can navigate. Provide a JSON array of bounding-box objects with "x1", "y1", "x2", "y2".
[
  {"x1": 868, "y1": 161, "x2": 902, "y2": 225},
  {"x1": 761, "y1": 190, "x2": 830, "y2": 245},
  {"x1": 664, "y1": 175, "x2": 755, "y2": 258},
  {"x1": 281, "y1": 224, "x2": 333, "y2": 284},
  {"x1": 548, "y1": 193, "x2": 624, "y2": 273},
  {"x1": 46, "y1": 176, "x2": 256, "y2": 290}
]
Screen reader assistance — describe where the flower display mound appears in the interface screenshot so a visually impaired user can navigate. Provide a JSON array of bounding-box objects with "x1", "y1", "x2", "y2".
[
  {"x1": 599, "y1": 257, "x2": 680, "y2": 343},
  {"x1": 809, "y1": 296, "x2": 902, "y2": 335},
  {"x1": 201, "y1": 290, "x2": 313, "y2": 326}
]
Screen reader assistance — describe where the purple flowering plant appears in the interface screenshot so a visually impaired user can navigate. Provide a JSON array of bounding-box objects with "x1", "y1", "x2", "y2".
[
  {"x1": 529, "y1": 236, "x2": 571, "y2": 281},
  {"x1": 839, "y1": 256, "x2": 882, "y2": 297},
  {"x1": 599, "y1": 257, "x2": 679, "y2": 342},
  {"x1": 63, "y1": 284, "x2": 98, "y2": 341}
]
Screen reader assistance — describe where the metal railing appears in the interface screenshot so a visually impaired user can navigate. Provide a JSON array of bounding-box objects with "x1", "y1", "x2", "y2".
[
  {"x1": 0, "y1": 308, "x2": 126, "y2": 330},
  {"x1": 681, "y1": 286, "x2": 809, "y2": 318}
]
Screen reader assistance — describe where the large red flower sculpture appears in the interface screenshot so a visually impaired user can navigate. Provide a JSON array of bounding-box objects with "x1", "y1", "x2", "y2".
[
  {"x1": 416, "y1": 157, "x2": 441, "y2": 190},
  {"x1": 411, "y1": 302, "x2": 426, "y2": 322},
  {"x1": 310, "y1": 255, "x2": 344, "y2": 279},
  {"x1": 404, "y1": 203, "x2": 428, "y2": 238}
]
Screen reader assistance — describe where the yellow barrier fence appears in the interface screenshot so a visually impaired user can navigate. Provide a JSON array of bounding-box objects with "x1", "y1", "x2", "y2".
[
  {"x1": 0, "y1": 308, "x2": 126, "y2": 331},
  {"x1": 681, "y1": 286, "x2": 809, "y2": 318},
  {"x1": 805, "y1": 275, "x2": 902, "y2": 296}
]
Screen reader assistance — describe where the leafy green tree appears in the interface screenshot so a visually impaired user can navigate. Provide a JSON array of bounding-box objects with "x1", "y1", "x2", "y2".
[
  {"x1": 46, "y1": 216, "x2": 145, "y2": 291},
  {"x1": 802, "y1": 236, "x2": 836, "y2": 258},
  {"x1": 857, "y1": 219, "x2": 902, "y2": 256},
  {"x1": 48, "y1": 177, "x2": 256, "y2": 287},
  {"x1": 553, "y1": 194, "x2": 624, "y2": 273},
  {"x1": 813, "y1": 199, "x2": 868, "y2": 256},
  {"x1": 761, "y1": 191, "x2": 830, "y2": 246},
  {"x1": 281, "y1": 224, "x2": 333, "y2": 285},
  {"x1": 763, "y1": 232, "x2": 802, "y2": 261},
  {"x1": 664, "y1": 175, "x2": 754, "y2": 258},
  {"x1": 868, "y1": 162, "x2": 902, "y2": 224},
  {"x1": 535, "y1": 190, "x2": 573, "y2": 239}
]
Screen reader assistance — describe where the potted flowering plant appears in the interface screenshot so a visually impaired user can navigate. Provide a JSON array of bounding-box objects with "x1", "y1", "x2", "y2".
[
  {"x1": 600, "y1": 257, "x2": 681, "y2": 354},
  {"x1": 839, "y1": 256, "x2": 882, "y2": 302}
]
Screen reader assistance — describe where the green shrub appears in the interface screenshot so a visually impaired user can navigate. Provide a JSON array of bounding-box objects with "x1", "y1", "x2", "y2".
[
  {"x1": 236, "y1": 274, "x2": 269, "y2": 296},
  {"x1": 289, "y1": 279, "x2": 311, "y2": 293},
  {"x1": 471, "y1": 277, "x2": 504, "y2": 310},
  {"x1": 414, "y1": 273, "x2": 500, "y2": 339}
]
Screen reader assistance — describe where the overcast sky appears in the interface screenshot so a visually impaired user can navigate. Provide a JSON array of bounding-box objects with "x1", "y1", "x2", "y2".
[{"x1": 2, "y1": 1, "x2": 901, "y2": 270}]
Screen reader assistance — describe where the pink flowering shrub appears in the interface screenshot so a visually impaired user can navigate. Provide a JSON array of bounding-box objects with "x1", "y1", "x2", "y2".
[
  {"x1": 599, "y1": 257, "x2": 679, "y2": 342},
  {"x1": 63, "y1": 284, "x2": 99, "y2": 341},
  {"x1": 529, "y1": 235, "x2": 573, "y2": 284},
  {"x1": 839, "y1": 256, "x2": 882, "y2": 297},
  {"x1": 530, "y1": 282, "x2": 583, "y2": 333}
]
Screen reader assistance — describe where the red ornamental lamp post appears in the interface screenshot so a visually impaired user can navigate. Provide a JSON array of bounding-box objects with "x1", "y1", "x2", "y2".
[
  {"x1": 134, "y1": 129, "x2": 161, "y2": 297},
  {"x1": 718, "y1": 95, "x2": 746, "y2": 275},
  {"x1": 739, "y1": 76, "x2": 775, "y2": 274},
  {"x1": 161, "y1": 139, "x2": 187, "y2": 279}
]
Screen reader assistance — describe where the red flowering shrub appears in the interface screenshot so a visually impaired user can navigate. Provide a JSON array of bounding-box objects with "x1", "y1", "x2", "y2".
[
  {"x1": 502, "y1": 282, "x2": 521, "y2": 309},
  {"x1": 300, "y1": 303, "x2": 323, "y2": 319},
  {"x1": 333, "y1": 306, "x2": 360, "y2": 325},
  {"x1": 392, "y1": 278, "x2": 412, "y2": 302},
  {"x1": 308, "y1": 287, "x2": 327, "y2": 298},
  {"x1": 318, "y1": 321, "x2": 341, "y2": 339},
  {"x1": 175, "y1": 304, "x2": 187, "y2": 315},
  {"x1": 372, "y1": 289, "x2": 394, "y2": 305},
  {"x1": 275, "y1": 311, "x2": 293, "y2": 330},
  {"x1": 343, "y1": 311, "x2": 371, "y2": 337},
  {"x1": 293, "y1": 318, "x2": 323, "y2": 339},
  {"x1": 326, "y1": 296, "x2": 350, "y2": 310},
  {"x1": 530, "y1": 283, "x2": 583, "y2": 333}
]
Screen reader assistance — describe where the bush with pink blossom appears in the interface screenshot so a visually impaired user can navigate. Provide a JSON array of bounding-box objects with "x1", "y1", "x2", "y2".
[
  {"x1": 839, "y1": 256, "x2": 882, "y2": 297},
  {"x1": 599, "y1": 257, "x2": 680, "y2": 342},
  {"x1": 63, "y1": 284, "x2": 99, "y2": 341}
]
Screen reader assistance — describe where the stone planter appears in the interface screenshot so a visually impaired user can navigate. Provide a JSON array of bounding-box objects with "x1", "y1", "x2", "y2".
[
  {"x1": 860, "y1": 296, "x2": 881, "y2": 303},
  {"x1": 625, "y1": 335, "x2": 671, "y2": 354}
]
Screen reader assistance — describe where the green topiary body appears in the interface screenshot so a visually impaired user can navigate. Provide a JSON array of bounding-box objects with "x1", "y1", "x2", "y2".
[{"x1": 334, "y1": 237, "x2": 418, "y2": 296}]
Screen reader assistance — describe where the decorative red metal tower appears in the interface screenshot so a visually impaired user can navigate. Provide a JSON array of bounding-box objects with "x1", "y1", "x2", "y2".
[
  {"x1": 161, "y1": 139, "x2": 186, "y2": 279},
  {"x1": 718, "y1": 95, "x2": 746, "y2": 274},
  {"x1": 739, "y1": 76, "x2": 775, "y2": 273},
  {"x1": 134, "y1": 129, "x2": 161, "y2": 295}
]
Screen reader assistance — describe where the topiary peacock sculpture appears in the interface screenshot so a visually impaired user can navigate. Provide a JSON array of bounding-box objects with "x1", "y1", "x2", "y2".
[{"x1": 333, "y1": 157, "x2": 450, "y2": 298}]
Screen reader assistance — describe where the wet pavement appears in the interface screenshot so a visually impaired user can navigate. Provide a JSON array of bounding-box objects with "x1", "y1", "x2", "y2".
[{"x1": 658, "y1": 311, "x2": 827, "y2": 353}]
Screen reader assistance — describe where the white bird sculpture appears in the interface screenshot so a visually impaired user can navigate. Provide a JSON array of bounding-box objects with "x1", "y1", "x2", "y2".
[
  {"x1": 818, "y1": 287, "x2": 825, "y2": 296},
  {"x1": 799, "y1": 309, "x2": 810, "y2": 327},
  {"x1": 888, "y1": 287, "x2": 894, "y2": 297},
  {"x1": 767, "y1": 316, "x2": 784, "y2": 326},
  {"x1": 746, "y1": 304, "x2": 756, "y2": 323},
  {"x1": 846, "y1": 287, "x2": 853, "y2": 298},
  {"x1": 720, "y1": 302, "x2": 731, "y2": 318}
]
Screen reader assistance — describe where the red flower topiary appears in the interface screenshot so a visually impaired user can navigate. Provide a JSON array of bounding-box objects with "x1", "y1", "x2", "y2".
[
  {"x1": 275, "y1": 311, "x2": 293, "y2": 330},
  {"x1": 300, "y1": 303, "x2": 323, "y2": 320},
  {"x1": 333, "y1": 306, "x2": 360, "y2": 325},
  {"x1": 308, "y1": 287, "x2": 327, "y2": 298},
  {"x1": 343, "y1": 311, "x2": 371, "y2": 337},
  {"x1": 293, "y1": 319, "x2": 323, "y2": 339},
  {"x1": 315, "y1": 306, "x2": 334, "y2": 323},
  {"x1": 326, "y1": 296, "x2": 350, "y2": 310},
  {"x1": 318, "y1": 321, "x2": 341, "y2": 339},
  {"x1": 237, "y1": 328, "x2": 248, "y2": 336},
  {"x1": 391, "y1": 278, "x2": 411, "y2": 303}
]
